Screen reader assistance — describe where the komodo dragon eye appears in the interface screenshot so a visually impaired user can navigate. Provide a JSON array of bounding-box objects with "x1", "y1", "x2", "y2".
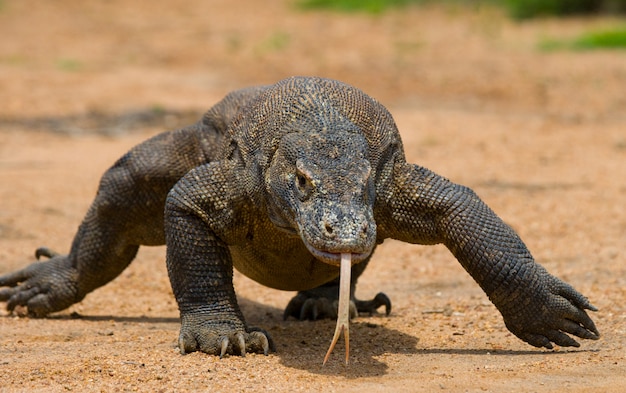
[
  {"x1": 294, "y1": 168, "x2": 314, "y2": 201},
  {"x1": 296, "y1": 173, "x2": 307, "y2": 189}
]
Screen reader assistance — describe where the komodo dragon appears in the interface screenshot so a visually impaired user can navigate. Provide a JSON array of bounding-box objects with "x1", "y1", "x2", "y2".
[{"x1": 0, "y1": 76, "x2": 599, "y2": 362}]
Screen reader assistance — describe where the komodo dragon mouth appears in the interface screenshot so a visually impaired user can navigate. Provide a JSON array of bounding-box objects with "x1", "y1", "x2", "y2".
[
  {"x1": 304, "y1": 243, "x2": 370, "y2": 267},
  {"x1": 272, "y1": 221, "x2": 372, "y2": 266}
]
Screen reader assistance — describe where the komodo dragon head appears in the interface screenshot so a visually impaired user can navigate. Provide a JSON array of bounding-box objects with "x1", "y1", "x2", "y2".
[{"x1": 265, "y1": 125, "x2": 377, "y2": 266}]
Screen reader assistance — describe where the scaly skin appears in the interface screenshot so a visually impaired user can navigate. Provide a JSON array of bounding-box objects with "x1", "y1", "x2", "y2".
[{"x1": 0, "y1": 77, "x2": 599, "y2": 359}]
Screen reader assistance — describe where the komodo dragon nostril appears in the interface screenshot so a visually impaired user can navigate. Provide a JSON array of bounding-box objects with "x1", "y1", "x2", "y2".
[{"x1": 323, "y1": 222, "x2": 335, "y2": 237}]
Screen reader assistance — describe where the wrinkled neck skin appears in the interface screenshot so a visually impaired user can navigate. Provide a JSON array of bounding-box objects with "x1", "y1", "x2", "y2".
[{"x1": 265, "y1": 123, "x2": 377, "y2": 267}]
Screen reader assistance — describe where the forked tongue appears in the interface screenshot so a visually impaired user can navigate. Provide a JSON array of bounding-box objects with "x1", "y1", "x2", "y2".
[{"x1": 323, "y1": 252, "x2": 351, "y2": 365}]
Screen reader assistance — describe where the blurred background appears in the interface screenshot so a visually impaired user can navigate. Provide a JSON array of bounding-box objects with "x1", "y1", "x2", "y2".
[{"x1": 0, "y1": 0, "x2": 624, "y2": 132}]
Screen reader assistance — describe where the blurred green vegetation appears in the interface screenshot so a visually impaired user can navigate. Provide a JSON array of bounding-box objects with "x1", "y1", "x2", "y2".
[
  {"x1": 541, "y1": 25, "x2": 626, "y2": 50},
  {"x1": 573, "y1": 26, "x2": 626, "y2": 48},
  {"x1": 56, "y1": 58, "x2": 84, "y2": 72},
  {"x1": 295, "y1": 0, "x2": 441, "y2": 14},
  {"x1": 295, "y1": 0, "x2": 626, "y2": 18},
  {"x1": 504, "y1": 0, "x2": 626, "y2": 19},
  {"x1": 260, "y1": 31, "x2": 292, "y2": 52},
  {"x1": 295, "y1": 0, "x2": 626, "y2": 51}
]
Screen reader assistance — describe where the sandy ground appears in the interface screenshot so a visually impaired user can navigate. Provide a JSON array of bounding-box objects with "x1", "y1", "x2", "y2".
[{"x1": 0, "y1": 1, "x2": 625, "y2": 392}]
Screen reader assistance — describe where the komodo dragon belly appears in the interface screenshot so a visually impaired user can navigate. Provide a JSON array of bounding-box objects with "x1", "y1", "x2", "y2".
[{"x1": 229, "y1": 242, "x2": 340, "y2": 291}]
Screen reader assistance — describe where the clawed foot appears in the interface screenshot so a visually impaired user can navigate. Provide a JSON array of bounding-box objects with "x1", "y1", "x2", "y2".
[
  {"x1": 500, "y1": 272, "x2": 600, "y2": 349},
  {"x1": 0, "y1": 248, "x2": 80, "y2": 317},
  {"x1": 178, "y1": 314, "x2": 275, "y2": 357},
  {"x1": 283, "y1": 289, "x2": 391, "y2": 321}
]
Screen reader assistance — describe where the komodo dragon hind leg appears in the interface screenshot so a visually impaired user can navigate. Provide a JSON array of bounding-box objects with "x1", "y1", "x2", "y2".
[
  {"x1": 283, "y1": 256, "x2": 391, "y2": 321},
  {"x1": 283, "y1": 288, "x2": 391, "y2": 321}
]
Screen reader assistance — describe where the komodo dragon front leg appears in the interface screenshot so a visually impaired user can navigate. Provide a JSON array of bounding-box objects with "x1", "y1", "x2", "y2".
[
  {"x1": 0, "y1": 126, "x2": 218, "y2": 316},
  {"x1": 380, "y1": 162, "x2": 599, "y2": 349},
  {"x1": 164, "y1": 162, "x2": 272, "y2": 357}
]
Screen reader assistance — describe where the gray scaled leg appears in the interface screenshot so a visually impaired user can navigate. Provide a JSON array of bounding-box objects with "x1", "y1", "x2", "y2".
[
  {"x1": 379, "y1": 162, "x2": 599, "y2": 349},
  {"x1": 165, "y1": 163, "x2": 272, "y2": 357},
  {"x1": 283, "y1": 256, "x2": 391, "y2": 321},
  {"x1": 0, "y1": 126, "x2": 213, "y2": 316}
]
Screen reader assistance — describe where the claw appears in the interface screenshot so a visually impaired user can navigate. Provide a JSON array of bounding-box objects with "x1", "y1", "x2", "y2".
[
  {"x1": 219, "y1": 337, "x2": 229, "y2": 359},
  {"x1": 300, "y1": 298, "x2": 317, "y2": 320},
  {"x1": 260, "y1": 334, "x2": 270, "y2": 356},
  {"x1": 178, "y1": 334, "x2": 188, "y2": 355},
  {"x1": 6, "y1": 286, "x2": 39, "y2": 311},
  {"x1": 249, "y1": 331, "x2": 270, "y2": 355},
  {"x1": 299, "y1": 297, "x2": 337, "y2": 320},
  {"x1": 236, "y1": 333, "x2": 246, "y2": 357},
  {"x1": 569, "y1": 307, "x2": 600, "y2": 339},
  {"x1": 523, "y1": 332, "x2": 554, "y2": 349},
  {"x1": 558, "y1": 281, "x2": 598, "y2": 313},
  {"x1": 249, "y1": 328, "x2": 275, "y2": 355}
]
